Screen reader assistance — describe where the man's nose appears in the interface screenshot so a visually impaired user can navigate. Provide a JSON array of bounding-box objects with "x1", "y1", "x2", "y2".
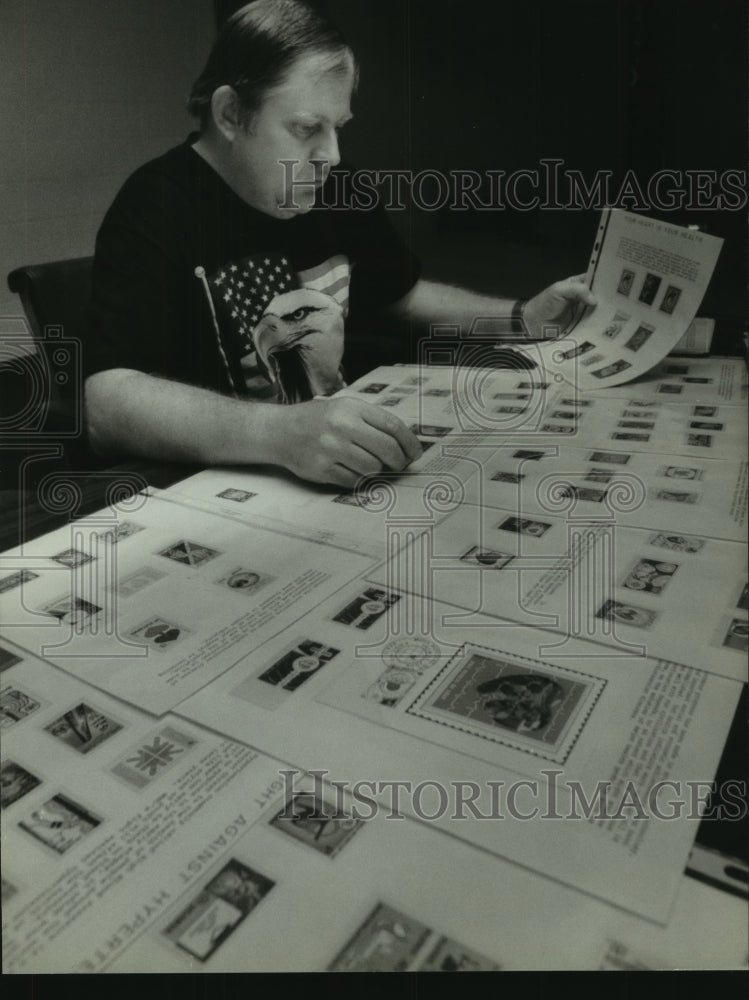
[{"x1": 312, "y1": 128, "x2": 340, "y2": 168}]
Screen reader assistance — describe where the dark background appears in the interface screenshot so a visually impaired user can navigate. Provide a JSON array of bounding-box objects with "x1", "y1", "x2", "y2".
[{"x1": 219, "y1": 0, "x2": 747, "y2": 352}]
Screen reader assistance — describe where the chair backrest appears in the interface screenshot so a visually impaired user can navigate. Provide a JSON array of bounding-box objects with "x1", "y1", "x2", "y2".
[
  {"x1": 7, "y1": 256, "x2": 94, "y2": 415},
  {"x1": 6, "y1": 257, "x2": 95, "y2": 472}
]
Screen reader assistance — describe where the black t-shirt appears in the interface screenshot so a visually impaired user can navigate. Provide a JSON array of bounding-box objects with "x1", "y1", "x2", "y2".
[{"x1": 87, "y1": 136, "x2": 420, "y2": 401}]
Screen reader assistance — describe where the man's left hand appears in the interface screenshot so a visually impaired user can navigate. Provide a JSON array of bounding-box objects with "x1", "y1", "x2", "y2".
[{"x1": 523, "y1": 274, "x2": 597, "y2": 339}]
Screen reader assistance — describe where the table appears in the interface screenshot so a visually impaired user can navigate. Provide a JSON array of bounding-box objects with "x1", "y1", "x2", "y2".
[{"x1": 1, "y1": 358, "x2": 747, "y2": 972}]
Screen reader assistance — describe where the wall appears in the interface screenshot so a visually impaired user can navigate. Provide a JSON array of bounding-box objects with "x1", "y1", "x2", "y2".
[{"x1": 0, "y1": 0, "x2": 216, "y2": 326}]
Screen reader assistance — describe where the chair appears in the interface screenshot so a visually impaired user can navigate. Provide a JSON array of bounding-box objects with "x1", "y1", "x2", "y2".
[{"x1": 6, "y1": 256, "x2": 94, "y2": 466}]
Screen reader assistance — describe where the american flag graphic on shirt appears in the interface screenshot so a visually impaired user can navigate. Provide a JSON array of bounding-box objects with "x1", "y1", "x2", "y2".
[{"x1": 200, "y1": 252, "x2": 351, "y2": 403}]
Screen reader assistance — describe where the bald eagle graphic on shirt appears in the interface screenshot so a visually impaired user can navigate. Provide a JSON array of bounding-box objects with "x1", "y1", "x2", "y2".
[{"x1": 201, "y1": 253, "x2": 350, "y2": 403}]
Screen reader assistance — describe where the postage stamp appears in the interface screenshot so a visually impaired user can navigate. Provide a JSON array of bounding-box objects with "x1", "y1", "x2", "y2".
[
  {"x1": 0, "y1": 570, "x2": 39, "y2": 594},
  {"x1": 622, "y1": 558, "x2": 678, "y2": 594},
  {"x1": 362, "y1": 638, "x2": 444, "y2": 708},
  {"x1": 584, "y1": 469, "x2": 615, "y2": 484},
  {"x1": 110, "y1": 725, "x2": 198, "y2": 790},
  {"x1": 96, "y1": 521, "x2": 145, "y2": 544},
  {"x1": 616, "y1": 268, "x2": 635, "y2": 296},
  {"x1": 409, "y1": 424, "x2": 453, "y2": 437},
  {"x1": 659, "y1": 285, "x2": 682, "y2": 314},
  {"x1": 418, "y1": 936, "x2": 501, "y2": 972},
  {"x1": 216, "y1": 567, "x2": 275, "y2": 596},
  {"x1": 162, "y1": 858, "x2": 273, "y2": 963},
  {"x1": 216, "y1": 488, "x2": 257, "y2": 502},
  {"x1": 490, "y1": 471, "x2": 525, "y2": 484},
  {"x1": 721, "y1": 618, "x2": 748, "y2": 653},
  {"x1": 406, "y1": 644, "x2": 605, "y2": 764},
  {"x1": 460, "y1": 546, "x2": 515, "y2": 569},
  {"x1": 158, "y1": 540, "x2": 220, "y2": 567},
  {"x1": 258, "y1": 640, "x2": 340, "y2": 691},
  {"x1": 540, "y1": 423, "x2": 575, "y2": 434},
  {"x1": 44, "y1": 702, "x2": 122, "y2": 753},
  {"x1": 42, "y1": 595, "x2": 102, "y2": 626},
  {"x1": 653, "y1": 489, "x2": 699, "y2": 504},
  {"x1": 328, "y1": 902, "x2": 431, "y2": 972},
  {"x1": 269, "y1": 790, "x2": 362, "y2": 857},
  {"x1": 128, "y1": 617, "x2": 192, "y2": 651},
  {"x1": 560, "y1": 486, "x2": 608, "y2": 503},
  {"x1": 1, "y1": 760, "x2": 41, "y2": 809},
  {"x1": 618, "y1": 420, "x2": 655, "y2": 430},
  {"x1": 18, "y1": 793, "x2": 101, "y2": 854},
  {"x1": 497, "y1": 516, "x2": 551, "y2": 538},
  {"x1": 558, "y1": 341, "x2": 595, "y2": 360},
  {"x1": 624, "y1": 323, "x2": 655, "y2": 352},
  {"x1": 332, "y1": 492, "x2": 377, "y2": 508},
  {"x1": 660, "y1": 465, "x2": 702, "y2": 481},
  {"x1": 638, "y1": 272, "x2": 662, "y2": 306},
  {"x1": 0, "y1": 686, "x2": 41, "y2": 729},
  {"x1": 588, "y1": 451, "x2": 630, "y2": 465},
  {"x1": 596, "y1": 599, "x2": 658, "y2": 629},
  {"x1": 592, "y1": 360, "x2": 632, "y2": 378},
  {"x1": 332, "y1": 587, "x2": 400, "y2": 630},
  {"x1": 611, "y1": 431, "x2": 650, "y2": 442},
  {"x1": 51, "y1": 548, "x2": 94, "y2": 569},
  {"x1": 648, "y1": 533, "x2": 705, "y2": 553},
  {"x1": 0, "y1": 646, "x2": 22, "y2": 671}
]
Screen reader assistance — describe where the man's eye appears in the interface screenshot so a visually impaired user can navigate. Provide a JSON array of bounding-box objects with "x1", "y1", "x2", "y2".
[
  {"x1": 294, "y1": 124, "x2": 318, "y2": 139},
  {"x1": 285, "y1": 305, "x2": 320, "y2": 322}
]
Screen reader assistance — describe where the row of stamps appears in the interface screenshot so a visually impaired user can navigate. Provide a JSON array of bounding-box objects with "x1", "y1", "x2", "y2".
[{"x1": 1, "y1": 724, "x2": 199, "y2": 815}]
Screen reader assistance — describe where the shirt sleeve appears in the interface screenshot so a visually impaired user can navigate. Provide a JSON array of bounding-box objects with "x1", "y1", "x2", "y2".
[
  {"x1": 342, "y1": 190, "x2": 421, "y2": 316},
  {"x1": 85, "y1": 168, "x2": 206, "y2": 386}
]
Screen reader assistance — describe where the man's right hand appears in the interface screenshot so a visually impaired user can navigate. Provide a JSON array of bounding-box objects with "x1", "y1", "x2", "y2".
[{"x1": 272, "y1": 397, "x2": 423, "y2": 487}]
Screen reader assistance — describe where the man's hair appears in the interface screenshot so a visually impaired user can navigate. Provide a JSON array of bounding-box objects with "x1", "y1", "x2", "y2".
[{"x1": 187, "y1": 0, "x2": 356, "y2": 130}]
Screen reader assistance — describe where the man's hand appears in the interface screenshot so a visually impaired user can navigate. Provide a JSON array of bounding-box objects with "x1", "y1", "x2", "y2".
[
  {"x1": 273, "y1": 397, "x2": 423, "y2": 487},
  {"x1": 523, "y1": 274, "x2": 597, "y2": 339}
]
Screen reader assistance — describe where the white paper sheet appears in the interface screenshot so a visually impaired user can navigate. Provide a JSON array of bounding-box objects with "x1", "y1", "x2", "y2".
[
  {"x1": 534, "y1": 209, "x2": 724, "y2": 388},
  {"x1": 2, "y1": 645, "x2": 743, "y2": 973},
  {"x1": 0, "y1": 651, "x2": 284, "y2": 973},
  {"x1": 0, "y1": 490, "x2": 375, "y2": 713},
  {"x1": 174, "y1": 585, "x2": 742, "y2": 923},
  {"x1": 459, "y1": 442, "x2": 747, "y2": 543},
  {"x1": 365, "y1": 502, "x2": 748, "y2": 682}
]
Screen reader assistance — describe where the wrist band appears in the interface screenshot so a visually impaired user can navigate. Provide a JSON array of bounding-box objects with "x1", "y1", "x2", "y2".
[{"x1": 511, "y1": 299, "x2": 528, "y2": 335}]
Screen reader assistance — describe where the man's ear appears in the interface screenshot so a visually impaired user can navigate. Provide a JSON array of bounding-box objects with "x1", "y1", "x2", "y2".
[{"x1": 210, "y1": 85, "x2": 244, "y2": 140}]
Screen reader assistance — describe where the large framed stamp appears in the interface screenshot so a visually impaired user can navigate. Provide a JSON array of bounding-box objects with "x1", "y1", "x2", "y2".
[{"x1": 406, "y1": 644, "x2": 606, "y2": 764}]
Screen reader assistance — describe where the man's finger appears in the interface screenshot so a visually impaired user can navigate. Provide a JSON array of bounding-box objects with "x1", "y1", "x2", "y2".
[
  {"x1": 360, "y1": 405, "x2": 423, "y2": 463},
  {"x1": 556, "y1": 279, "x2": 597, "y2": 306}
]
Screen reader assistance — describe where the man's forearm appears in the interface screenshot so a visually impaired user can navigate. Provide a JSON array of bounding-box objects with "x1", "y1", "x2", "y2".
[
  {"x1": 387, "y1": 279, "x2": 525, "y2": 337},
  {"x1": 85, "y1": 368, "x2": 284, "y2": 466},
  {"x1": 84, "y1": 368, "x2": 422, "y2": 487}
]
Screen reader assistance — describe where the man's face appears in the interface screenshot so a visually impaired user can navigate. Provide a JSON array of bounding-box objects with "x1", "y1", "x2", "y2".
[{"x1": 228, "y1": 51, "x2": 354, "y2": 219}]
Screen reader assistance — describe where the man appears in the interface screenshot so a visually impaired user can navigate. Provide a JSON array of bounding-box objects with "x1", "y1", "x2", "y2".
[{"x1": 85, "y1": 0, "x2": 595, "y2": 488}]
